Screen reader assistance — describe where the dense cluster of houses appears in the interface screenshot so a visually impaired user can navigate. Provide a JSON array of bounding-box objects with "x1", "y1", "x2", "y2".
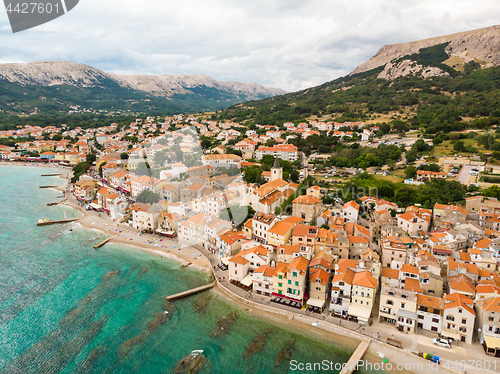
[{"x1": 4, "y1": 115, "x2": 500, "y2": 355}]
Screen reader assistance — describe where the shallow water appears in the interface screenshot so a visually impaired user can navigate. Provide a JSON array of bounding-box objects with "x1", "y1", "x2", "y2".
[{"x1": 0, "y1": 166, "x2": 383, "y2": 374}]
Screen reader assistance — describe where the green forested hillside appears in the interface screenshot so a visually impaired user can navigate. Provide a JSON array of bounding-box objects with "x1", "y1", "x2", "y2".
[
  {"x1": 0, "y1": 77, "x2": 275, "y2": 130},
  {"x1": 217, "y1": 44, "x2": 500, "y2": 135}
]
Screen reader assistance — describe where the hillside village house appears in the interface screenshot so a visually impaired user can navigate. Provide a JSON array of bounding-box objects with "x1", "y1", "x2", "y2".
[
  {"x1": 307, "y1": 252, "x2": 333, "y2": 312},
  {"x1": 292, "y1": 195, "x2": 322, "y2": 224},
  {"x1": 252, "y1": 265, "x2": 275, "y2": 297},
  {"x1": 381, "y1": 235, "x2": 415, "y2": 268},
  {"x1": 202, "y1": 153, "x2": 242, "y2": 168},
  {"x1": 267, "y1": 219, "x2": 298, "y2": 249},
  {"x1": 272, "y1": 256, "x2": 309, "y2": 306},
  {"x1": 343, "y1": 201, "x2": 360, "y2": 223},
  {"x1": 254, "y1": 144, "x2": 299, "y2": 162},
  {"x1": 476, "y1": 296, "x2": 500, "y2": 356},
  {"x1": 252, "y1": 212, "x2": 278, "y2": 244},
  {"x1": 379, "y1": 285, "x2": 418, "y2": 333},
  {"x1": 331, "y1": 267, "x2": 355, "y2": 317},
  {"x1": 442, "y1": 292, "x2": 476, "y2": 344},
  {"x1": 348, "y1": 270, "x2": 378, "y2": 323},
  {"x1": 131, "y1": 203, "x2": 162, "y2": 232},
  {"x1": 228, "y1": 245, "x2": 269, "y2": 285},
  {"x1": 417, "y1": 294, "x2": 445, "y2": 334},
  {"x1": 396, "y1": 212, "x2": 430, "y2": 237}
]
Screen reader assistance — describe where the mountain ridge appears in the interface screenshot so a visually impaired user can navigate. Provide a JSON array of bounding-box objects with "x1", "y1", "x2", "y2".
[
  {"x1": 0, "y1": 61, "x2": 285, "y2": 99},
  {"x1": 352, "y1": 24, "x2": 500, "y2": 76},
  {"x1": 0, "y1": 61, "x2": 285, "y2": 116}
]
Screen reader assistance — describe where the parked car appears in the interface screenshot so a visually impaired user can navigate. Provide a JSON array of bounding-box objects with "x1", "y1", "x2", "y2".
[{"x1": 432, "y1": 338, "x2": 451, "y2": 348}]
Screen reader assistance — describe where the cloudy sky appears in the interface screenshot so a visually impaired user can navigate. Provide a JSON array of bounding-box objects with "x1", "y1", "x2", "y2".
[{"x1": 1, "y1": 0, "x2": 499, "y2": 91}]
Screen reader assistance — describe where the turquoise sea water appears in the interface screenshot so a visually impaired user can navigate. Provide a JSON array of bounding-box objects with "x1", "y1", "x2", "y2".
[{"x1": 0, "y1": 166, "x2": 368, "y2": 374}]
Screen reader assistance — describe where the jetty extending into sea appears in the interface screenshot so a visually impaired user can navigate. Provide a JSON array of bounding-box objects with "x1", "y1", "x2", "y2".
[
  {"x1": 166, "y1": 282, "x2": 216, "y2": 301},
  {"x1": 93, "y1": 236, "x2": 117, "y2": 249},
  {"x1": 339, "y1": 336, "x2": 372, "y2": 374},
  {"x1": 37, "y1": 218, "x2": 80, "y2": 226}
]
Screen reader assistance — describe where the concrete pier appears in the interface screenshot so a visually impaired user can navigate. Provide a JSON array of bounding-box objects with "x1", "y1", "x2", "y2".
[
  {"x1": 39, "y1": 185, "x2": 58, "y2": 189},
  {"x1": 93, "y1": 236, "x2": 117, "y2": 249},
  {"x1": 166, "y1": 282, "x2": 216, "y2": 301},
  {"x1": 37, "y1": 218, "x2": 79, "y2": 226},
  {"x1": 41, "y1": 173, "x2": 63, "y2": 176},
  {"x1": 339, "y1": 336, "x2": 372, "y2": 374}
]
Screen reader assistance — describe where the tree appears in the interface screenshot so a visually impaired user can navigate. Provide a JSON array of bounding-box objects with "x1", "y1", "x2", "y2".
[
  {"x1": 418, "y1": 163, "x2": 441, "y2": 172},
  {"x1": 86, "y1": 153, "x2": 97, "y2": 163},
  {"x1": 52, "y1": 134, "x2": 62, "y2": 141},
  {"x1": 405, "y1": 165, "x2": 417, "y2": 179},
  {"x1": 71, "y1": 161, "x2": 91, "y2": 183},
  {"x1": 453, "y1": 140, "x2": 465, "y2": 152},
  {"x1": 98, "y1": 161, "x2": 107, "y2": 177},
  {"x1": 244, "y1": 165, "x2": 263, "y2": 184},
  {"x1": 120, "y1": 152, "x2": 129, "y2": 160},
  {"x1": 135, "y1": 161, "x2": 152, "y2": 176},
  {"x1": 201, "y1": 138, "x2": 212, "y2": 150},
  {"x1": 135, "y1": 190, "x2": 160, "y2": 204},
  {"x1": 153, "y1": 150, "x2": 168, "y2": 166},
  {"x1": 220, "y1": 205, "x2": 255, "y2": 227}
]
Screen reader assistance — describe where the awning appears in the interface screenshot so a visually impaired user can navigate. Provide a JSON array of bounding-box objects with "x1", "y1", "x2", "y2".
[
  {"x1": 307, "y1": 298, "x2": 326, "y2": 308},
  {"x1": 89, "y1": 203, "x2": 101, "y2": 210},
  {"x1": 484, "y1": 335, "x2": 500, "y2": 349},
  {"x1": 220, "y1": 257, "x2": 231, "y2": 266},
  {"x1": 397, "y1": 309, "x2": 417, "y2": 320},
  {"x1": 241, "y1": 275, "x2": 253, "y2": 287},
  {"x1": 347, "y1": 304, "x2": 372, "y2": 322}
]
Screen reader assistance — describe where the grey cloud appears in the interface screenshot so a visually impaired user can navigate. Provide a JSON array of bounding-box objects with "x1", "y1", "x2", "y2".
[{"x1": 0, "y1": 0, "x2": 499, "y2": 92}]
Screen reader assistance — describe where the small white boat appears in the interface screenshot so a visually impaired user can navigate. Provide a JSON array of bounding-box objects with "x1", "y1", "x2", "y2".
[
  {"x1": 376, "y1": 352, "x2": 388, "y2": 363},
  {"x1": 191, "y1": 350, "x2": 203, "y2": 354}
]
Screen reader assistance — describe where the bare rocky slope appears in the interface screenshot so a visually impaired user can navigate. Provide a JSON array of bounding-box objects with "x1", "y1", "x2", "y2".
[
  {"x1": 0, "y1": 61, "x2": 285, "y2": 100},
  {"x1": 352, "y1": 24, "x2": 500, "y2": 76}
]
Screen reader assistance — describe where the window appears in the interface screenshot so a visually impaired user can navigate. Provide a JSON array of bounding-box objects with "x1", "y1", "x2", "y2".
[
  {"x1": 235, "y1": 270, "x2": 237, "y2": 274},
  {"x1": 278, "y1": 283, "x2": 283, "y2": 287},
  {"x1": 316, "y1": 287, "x2": 321, "y2": 291},
  {"x1": 279, "y1": 275, "x2": 282, "y2": 280},
  {"x1": 293, "y1": 272, "x2": 297, "y2": 277},
  {"x1": 387, "y1": 300, "x2": 394, "y2": 305},
  {"x1": 418, "y1": 315, "x2": 424, "y2": 320},
  {"x1": 295, "y1": 281, "x2": 299, "y2": 286},
  {"x1": 446, "y1": 315, "x2": 455, "y2": 321},
  {"x1": 458, "y1": 309, "x2": 462, "y2": 313},
  {"x1": 432, "y1": 318, "x2": 439, "y2": 323},
  {"x1": 278, "y1": 290, "x2": 282, "y2": 295},
  {"x1": 462, "y1": 319, "x2": 466, "y2": 324},
  {"x1": 431, "y1": 326, "x2": 438, "y2": 332},
  {"x1": 489, "y1": 316, "x2": 494, "y2": 322},
  {"x1": 360, "y1": 301, "x2": 363, "y2": 305},
  {"x1": 288, "y1": 280, "x2": 291, "y2": 285},
  {"x1": 401, "y1": 303, "x2": 405, "y2": 309}
]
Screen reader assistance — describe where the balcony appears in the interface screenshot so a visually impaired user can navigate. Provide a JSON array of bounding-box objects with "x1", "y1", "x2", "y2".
[{"x1": 441, "y1": 327, "x2": 460, "y2": 340}]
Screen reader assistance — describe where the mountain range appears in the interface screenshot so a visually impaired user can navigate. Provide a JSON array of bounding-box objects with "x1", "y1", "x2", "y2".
[
  {"x1": 216, "y1": 24, "x2": 500, "y2": 134},
  {"x1": 0, "y1": 61, "x2": 285, "y2": 115}
]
